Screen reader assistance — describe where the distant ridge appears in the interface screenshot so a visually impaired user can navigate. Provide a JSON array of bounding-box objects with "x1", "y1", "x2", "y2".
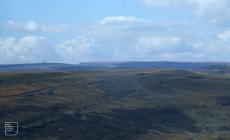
[
  {"x1": 78, "y1": 61, "x2": 230, "y2": 68},
  {"x1": 0, "y1": 61, "x2": 230, "y2": 73},
  {"x1": 0, "y1": 63, "x2": 75, "y2": 72},
  {"x1": 78, "y1": 61, "x2": 230, "y2": 72}
]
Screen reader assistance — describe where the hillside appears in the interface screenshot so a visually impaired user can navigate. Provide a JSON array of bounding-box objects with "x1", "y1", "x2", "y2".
[{"x1": 0, "y1": 69, "x2": 230, "y2": 139}]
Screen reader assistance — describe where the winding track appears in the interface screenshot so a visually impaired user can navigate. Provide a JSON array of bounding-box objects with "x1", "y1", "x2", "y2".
[{"x1": 0, "y1": 87, "x2": 54, "y2": 98}]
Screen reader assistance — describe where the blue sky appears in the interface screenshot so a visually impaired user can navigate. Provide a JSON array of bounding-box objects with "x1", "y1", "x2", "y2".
[
  {"x1": 0, "y1": 0, "x2": 193, "y2": 23},
  {"x1": 1, "y1": 0, "x2": 230, "y2": 64}
]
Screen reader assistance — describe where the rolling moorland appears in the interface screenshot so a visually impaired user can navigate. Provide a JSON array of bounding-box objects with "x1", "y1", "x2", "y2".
[{"x1": 0, "y1": 62, "x2": 230, "y2": 140}]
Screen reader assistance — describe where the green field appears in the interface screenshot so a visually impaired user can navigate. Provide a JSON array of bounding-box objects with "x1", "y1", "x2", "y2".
[{"x1": 1, "y1": 69, "x2": 230, "y2": 140}]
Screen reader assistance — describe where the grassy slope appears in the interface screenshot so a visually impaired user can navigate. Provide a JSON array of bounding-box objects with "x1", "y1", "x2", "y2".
[{"x1": 0, "y1": 69, "x2": 230, "y2": 140}]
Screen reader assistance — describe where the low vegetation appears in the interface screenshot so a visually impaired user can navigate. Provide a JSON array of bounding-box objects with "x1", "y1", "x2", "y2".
[{"x1": 0, "y1": 69, "x2": 230, "y2": 139}]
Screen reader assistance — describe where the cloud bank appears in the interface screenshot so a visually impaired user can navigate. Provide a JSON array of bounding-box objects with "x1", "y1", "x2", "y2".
[
  {"x1": 143, "y1": 0, "x2": 230, "y2": 25},
  {"x1": 0, "y1": 36, "x2": 55, "y2": 64},
  {"x1": 1, "y1": 0, "x2": 230, "y2": 64}
]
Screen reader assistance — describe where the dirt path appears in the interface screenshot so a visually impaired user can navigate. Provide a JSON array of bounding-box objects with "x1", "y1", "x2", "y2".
[{"x1": 0, "y1": 87, "x2": 54, "y2": 98}]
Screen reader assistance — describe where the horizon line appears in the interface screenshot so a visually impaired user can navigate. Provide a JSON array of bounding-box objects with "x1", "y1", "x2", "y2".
[{"x1": 1, "y1": 60, "x2": 230, "y2": 65}]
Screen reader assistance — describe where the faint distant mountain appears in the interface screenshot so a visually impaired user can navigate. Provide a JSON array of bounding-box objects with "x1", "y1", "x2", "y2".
[
  {"x1": 78, "y1": 61, "x2": 230, "y2": 73},
  {"x1": 1, "y1": 61, "x2": 230, "y2": 73},
  {"x1": 0, "y1": 63, "x2": 76, "y2": 72}
]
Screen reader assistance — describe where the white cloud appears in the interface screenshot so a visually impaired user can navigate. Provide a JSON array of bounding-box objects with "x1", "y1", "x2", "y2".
[
  {"x1": 101, "y1": 16, "x2": 145, "y2": 25},
  {"x1": 191, "y1": 37, "x2": 230, "y2": 61},
  {"x1": 6, "y1": 20, "x2": 40, "y2": 32},
  {"x1": 73, "y1": 16, "x2": 230, "y2": 62},
  {"x1": 0, "y1": 35, "x2": 94, "y2": 64},
  {"x1": 133, "y1": 36, "x2": 196, "y2": 61},
  {"x1": 0, "y1": 36, "x2": 56, "y2": 64},
  {"x1": 56, "y1": 36, "x2": 93, "y2": 63},
  {"x1": 137, "y1": 36, "x2": 181, "y2": 52},
  {"x1": 5, "y1": 20, "x2": 69, "y2": 33},
  {"x1": 143, "y1": 0, "x2": 194, "y2": 8},
  {"x1": 218, "y1": 31, "x2": 230, "y2": 41},
  {"x1": 2, "y1": 13, "x2": 230, "y2": 63},
  {"x1": 133, "y1": 34, "x2": 230, "y2": 61},
  {"x1": 26, "y1": 21, "x2": 40, "y2": 32},
  {"x1": 195, "y1": 0, "x2": 230, "y2": 25},
  {"x1": 143, "y1": 0, "x2": 230, "y2": 26}
]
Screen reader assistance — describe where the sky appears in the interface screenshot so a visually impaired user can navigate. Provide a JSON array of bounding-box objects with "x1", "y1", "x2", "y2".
[{"x1": 1, "y1": 0, "x2": 230, "y2": 64}]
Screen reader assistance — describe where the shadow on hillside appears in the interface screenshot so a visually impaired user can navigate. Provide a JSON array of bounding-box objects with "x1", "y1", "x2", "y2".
[{"x1": 19, "y1": 107, "x2": 199, "y2": 140}]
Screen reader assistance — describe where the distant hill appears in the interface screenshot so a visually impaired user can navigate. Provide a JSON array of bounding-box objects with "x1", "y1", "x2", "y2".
[
  {"x1": 0, "y1": 63, "x2": 75, "y2": 72},
  {"x1": 78, "y1": 61, "x2": 230, "y2": 73},
  {"x1": 0, "y1": 61, "x2": 230, "y2": 73}
]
